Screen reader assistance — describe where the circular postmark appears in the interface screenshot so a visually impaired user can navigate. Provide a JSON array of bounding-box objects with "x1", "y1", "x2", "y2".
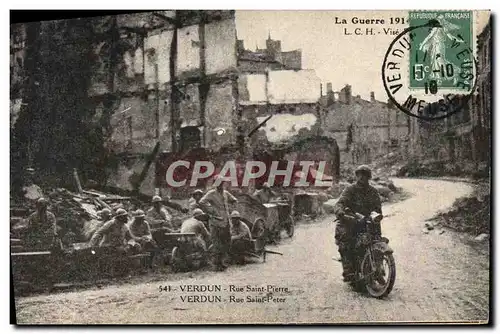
[{"x1": 382, "y1": 18, "x2": 478, "y2": 121}]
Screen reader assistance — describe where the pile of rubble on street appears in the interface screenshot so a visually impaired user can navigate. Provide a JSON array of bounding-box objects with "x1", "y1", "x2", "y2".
[
  {"x1": 394, "y1": 159, "x2": 489, "y2": 180},
  {"x1": 429, "y1": 183, "x2": 490, "y2": 240},
  {"x1": 10, "y1": 186, "x2": 190, "y2": 246}
]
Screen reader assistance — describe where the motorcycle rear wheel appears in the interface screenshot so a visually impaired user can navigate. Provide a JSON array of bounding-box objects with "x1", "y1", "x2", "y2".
[{"x1": 361, "y1": 251, "x2": 396, "y2": 298}]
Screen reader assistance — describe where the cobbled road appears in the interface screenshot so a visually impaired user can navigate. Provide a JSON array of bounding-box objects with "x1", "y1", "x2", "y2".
[{"x1": 14, "y1": 179, "x2": 490, "y2": 324}]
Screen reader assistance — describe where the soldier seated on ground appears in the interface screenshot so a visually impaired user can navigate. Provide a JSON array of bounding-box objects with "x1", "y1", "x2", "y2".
[
  {"x1": 128, "y1": 209, "x2": 158, "y2": 267},
  {"x1": 99, "y1": 208, "x2": 112, "y2": 223},
  {"x1": 229, "y1": 211, "x2": 253, "y2": 265},
  {"x1": 253, "y1": 182, "x2": 277, "y2": 204},
  {"x1": 13, "y1": 197, "x2": 62, "y2": 251},
  {"x1": 88, "y1": 208, "x2": 140, "y2": 254},
  {"x1": 146, "y1": 195, "x2": 176, "y2": 232},
  {"x1": 333, "y1": 165, "x2": 382, "y2": 282},
  {"x1": 128, "y1": 210, "x2": 157, "y2": 248},
  {"x1": 180, "y1": 208, "x2": 211, "y2": 252},
  {"x1": 83, "y1": 208, "x2": 113, "y2": 241}
]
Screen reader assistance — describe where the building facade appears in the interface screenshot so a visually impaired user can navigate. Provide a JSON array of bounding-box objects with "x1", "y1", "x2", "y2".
[
  {"x1": 10, "y1": 11, "x2": 241, "y2": 194},
  {"x1": 407, "y1": 19, "x2": 491, "y2": 171},
  {"x1": 321, "y1": 84, "x2": 411, "y2": 164},
  {"x1": 237, "y1": 34, "x2": 302, "y2": 74}
]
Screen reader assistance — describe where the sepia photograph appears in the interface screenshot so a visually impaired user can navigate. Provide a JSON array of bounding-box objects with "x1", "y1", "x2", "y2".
[{"x1": 9, "y1": 9, "x2": 491, "y2": 324}]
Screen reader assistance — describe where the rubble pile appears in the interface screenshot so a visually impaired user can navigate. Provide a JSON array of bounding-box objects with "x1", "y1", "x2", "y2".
[
  {"x1": 396, "y1": 160, "x2": 489, "y2": 179},
  {"x1": 12, "y1": 186, "x2": 191, "y2": 245},
  {"x1": 47, "y1": 189, "x2": 94, "y2": 243},
  {"x1": 432, "y1": 184, "x2": 490, "y2": 236}
]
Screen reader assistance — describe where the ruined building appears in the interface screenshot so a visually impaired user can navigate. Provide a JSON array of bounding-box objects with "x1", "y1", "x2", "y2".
[
  {"x1": 237, "y1": 33, "x2": 302, "y2": 73},
  {"x1": 320, "y1": 84, "x2": 411, "y2": 164},
  {"x1": 407, "y1": 18, "x2": 491, "y2": 171},
  {"x1": 10, "y1": 11, "x2": 340, "y2": 196},
  {"x1": 10, "y1": 11, "x2": 241, "y2": 195}
]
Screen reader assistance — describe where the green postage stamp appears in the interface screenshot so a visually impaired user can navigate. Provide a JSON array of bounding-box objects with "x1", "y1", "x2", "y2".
[{"x1": 409, "y1": 11, "x2": 474, "y2": 91}]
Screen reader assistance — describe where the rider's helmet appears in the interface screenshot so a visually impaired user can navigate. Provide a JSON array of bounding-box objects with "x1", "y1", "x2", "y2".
[{"x1": 354, "y1": 165, "x2": 372, "y2": 179}]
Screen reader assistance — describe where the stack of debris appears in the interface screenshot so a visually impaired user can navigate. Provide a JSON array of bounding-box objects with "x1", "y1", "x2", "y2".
[
  {"x1": 431, "y1": 184, "x2": 490, "y2": 238},
  {"x1": 11, "y1": 185, "x2": 190, "y2": 246},
  {"x1": 396, "y1": 160, "x2": 489, "y2": 179}
]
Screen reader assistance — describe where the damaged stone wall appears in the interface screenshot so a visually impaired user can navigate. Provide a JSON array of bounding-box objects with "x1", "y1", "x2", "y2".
[
  {"x1": 323, "y1": 91, "x2": 410, "y2": 164},
  {"x1": 102, "y1": 11, "x2": 238, "y2": 195}
]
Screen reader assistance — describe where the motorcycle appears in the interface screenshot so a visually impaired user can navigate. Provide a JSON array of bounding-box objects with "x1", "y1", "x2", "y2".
[{"x1": 342, "y1": 210, "x2": 396, "y2": 298}]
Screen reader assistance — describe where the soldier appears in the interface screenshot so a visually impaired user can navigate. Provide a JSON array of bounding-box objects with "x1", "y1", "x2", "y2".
[
  {"x1": 333, "y1": 165, "x2": 382, "y2": 282},
  {"x1": 229, "y1": 210, "x2": 253, "y2": 265},
  {"x1": 253, "y1": 182, "x2": 277, "y2": 204},
  {"x1": 180, "y1": 208, "x2": 211, "y2": 252},
  {"x1": 146, "y1": 195, "x2": 175, "y2": 231},
  {"x1": 128, "y1": 209, "x2": 157, "y2": 268},
  {"x1": 14, "y1": 197, "x2": 61, "y2": 250},
  {"x1": 83, "y1": 208, "x2": 113, "y2": 241},
  {"x1": 88, "y1": 208, "x2": 137, "y2": 253},
  {"x1": 188, "y1": 189, "x2": 204, "y2": 214},
  {"x1": 98, "y1": 208, "x2": 112, "y2": 223},
  {"x1": 198, "y1": 176, "x2": 238, "y2": 271}
]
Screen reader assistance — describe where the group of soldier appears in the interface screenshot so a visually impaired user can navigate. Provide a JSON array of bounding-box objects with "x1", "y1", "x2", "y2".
[
  {"x1": 13, "y1": 164, "x2": 381, "y2": 280},
  {"x1": 13, "y1": 175, "x2": 279, "y2": 272}
]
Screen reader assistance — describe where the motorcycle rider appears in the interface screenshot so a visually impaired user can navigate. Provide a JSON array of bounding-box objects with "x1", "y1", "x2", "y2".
[{"x1": 333, "y1": 165, "x2": 382, "y2": 282}]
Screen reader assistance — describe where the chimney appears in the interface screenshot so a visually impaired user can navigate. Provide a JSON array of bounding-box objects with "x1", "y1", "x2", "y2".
[
  {"x1": 370, "y1": 91, "x2": 375, "y2": 102},
  {"x1": 326, "y1": 82, "x2": 333, "y2": 93},
  {"x1": 320, "y1": 83, "x2": 323, "y2": 96},
  {"x1": 326, "y1": 82, "x2": 335, "y2": 106},
  {"x1": 345, "y1": 84, "x2": 352, "y2": 105},
  {"x1": 237, "y1": 40, "x2": 245, "y2": 55}
]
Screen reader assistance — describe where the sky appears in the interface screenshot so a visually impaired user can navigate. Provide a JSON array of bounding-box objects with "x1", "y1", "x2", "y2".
[{"x1": 235, "y1": 10, "x2": 490, "y2": 101}]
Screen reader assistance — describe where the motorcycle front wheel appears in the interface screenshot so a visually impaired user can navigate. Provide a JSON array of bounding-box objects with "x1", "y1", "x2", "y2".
[{"x1": 361, "y1": 251, "x2": 396, "y2": 298}]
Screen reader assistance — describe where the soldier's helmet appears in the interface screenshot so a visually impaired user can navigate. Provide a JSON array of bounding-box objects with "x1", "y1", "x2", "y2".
[
  {"x1": 354, "y1": 165, "x2": 372, "y2": 179},
  {"x1": 134, "y1": 209, "x2": 146, "y2": 218},
  {"x1": 36, "y1": 197, "x2": 49, "y2": 208},
  {"x1": 230, "y1": 210, "x2": 241, "y2": 219},
  {"x1": 115, "y1": 208, "x2": 128, "y2": 217}
]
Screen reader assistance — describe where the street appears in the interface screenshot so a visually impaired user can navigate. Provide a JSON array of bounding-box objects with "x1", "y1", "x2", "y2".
[{"x1": 14, "y1": 178, "x2": 490, "y2": 324}]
